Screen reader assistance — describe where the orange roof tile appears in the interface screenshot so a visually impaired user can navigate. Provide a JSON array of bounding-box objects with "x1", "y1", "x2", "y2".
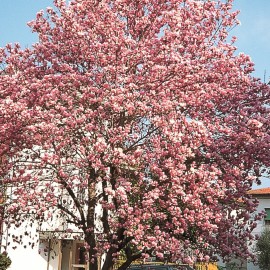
[{"x1": 248, "y1": 187, "x2": 270, "y2": 195}]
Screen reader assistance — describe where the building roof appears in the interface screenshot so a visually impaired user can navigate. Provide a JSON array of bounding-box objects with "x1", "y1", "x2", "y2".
[{"x1": 248, "y1": 187, "x2": 270, "y2": 195}]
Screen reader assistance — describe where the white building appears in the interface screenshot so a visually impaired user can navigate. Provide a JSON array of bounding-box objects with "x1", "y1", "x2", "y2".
[
  {"x1": 0, "y1": 185, "x2": 97, "y2": 270},
  {"x1": 0, "y1": 154, "x2": 105, "y2": 270},
  {"x1": 0, "y1": 220, "x2": 89, "y2": 270},
  {"x1": 246, "y1": 187, "x2": 270, "y2": 270},
  {"x1": 211, "y1": 187, "x2": 270, "y2": 270}
]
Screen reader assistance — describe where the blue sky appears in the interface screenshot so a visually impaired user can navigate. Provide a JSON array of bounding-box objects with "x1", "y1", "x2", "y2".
[
  {"x1": 0, "y1": 0, "x2": 269, "y2": 188},
  {"x1": 232, "y1": 0, "x2": 270, "y2": 81},
  {"x1": 0, "y1": 0, "x2": 54, "y2": 48}
]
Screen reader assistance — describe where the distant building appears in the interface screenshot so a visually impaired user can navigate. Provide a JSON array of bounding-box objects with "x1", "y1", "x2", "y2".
[
  {"x1": 0, "y1": 184, "x2": 91, "y2": 270},
  {"x1": 246, "y1": 187, "x2": 270, "y2": 270},
  {"x1": 0, "y1": 223, "x2": 88, "y2": 270}
]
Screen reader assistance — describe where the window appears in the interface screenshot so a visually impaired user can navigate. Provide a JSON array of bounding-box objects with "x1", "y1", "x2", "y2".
[
  {"x1": 264, "y1": 208, "x2": 270, "y2": 226},
  {"x1": 75, "y1": 243, "x2": 87, "y2": 270}
]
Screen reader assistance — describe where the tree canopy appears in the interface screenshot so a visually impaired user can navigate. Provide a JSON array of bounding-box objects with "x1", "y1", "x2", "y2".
[{"x1": 0, "y1": 0, "x2": 269, "y2": 269}]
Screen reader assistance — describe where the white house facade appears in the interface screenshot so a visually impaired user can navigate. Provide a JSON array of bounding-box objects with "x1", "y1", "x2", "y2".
[
  {"x1": 0, "y1": 185, "x2": 103, "y2": 270},
  {"x1": 0, "y1": 221, "x2": 90, "y2": 270},
  {"x1": 246, "y1": 187, "x2": 270, "y2": 270}
]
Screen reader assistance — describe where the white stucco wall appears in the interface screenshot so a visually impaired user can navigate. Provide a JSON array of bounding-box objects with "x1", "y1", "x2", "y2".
[
  {"x1": 5, "y1": 240, "x2": 59, "y2": 270},
  {"x1": 2, "y1": 222, "x2": 60, "y2": 270},
  {"x1": 247, "y1": 197, "x2": 270, "y2": 270}
]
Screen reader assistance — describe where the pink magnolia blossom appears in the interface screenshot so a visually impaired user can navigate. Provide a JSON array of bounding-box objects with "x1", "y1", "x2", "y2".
[{"x1": 0, "y1": 0, "x2": 269, "y2": 270}]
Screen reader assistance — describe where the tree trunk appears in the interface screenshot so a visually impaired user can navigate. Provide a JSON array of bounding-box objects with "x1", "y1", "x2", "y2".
[
  {"x1": 86, "y1": 234, "x2": 99, "y2": 270},
  {"x1": 87, "y1": 170, "x2": 98, "y2": 270}
]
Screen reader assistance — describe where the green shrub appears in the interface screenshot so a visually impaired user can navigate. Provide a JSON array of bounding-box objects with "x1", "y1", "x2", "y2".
[
  {"x1": 0, "y1": 253, "x2": 11, "y2": 270},
  {"x1": 256, "y1": 229, "x2": 270, "y2": 270}
]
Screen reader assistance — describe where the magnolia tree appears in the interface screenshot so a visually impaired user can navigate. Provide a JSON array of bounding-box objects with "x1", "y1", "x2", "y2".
[{"x1": 0, "y1": 0, "x2": 269, "y2": 269}]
